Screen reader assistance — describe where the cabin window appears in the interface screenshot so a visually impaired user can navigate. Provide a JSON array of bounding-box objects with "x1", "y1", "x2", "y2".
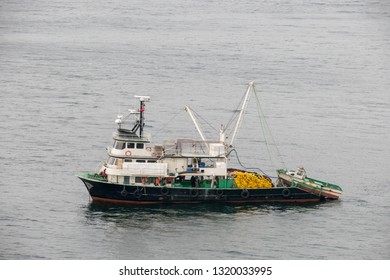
[
  {"x1": 136, "y1": 143, "x2": 144, "y2": 149},
  {"x1": 114, "y1": 141, "x2": 125, "y2": 150},
  {"x1": 108, "y1": 157, "x2": 116, "y2": 165},
  {"x1": 124, "y1": 159, "x2": 132, "y2": 162},
  {"x1": 148, "y1": 160, "x2": 157, "y2": 163},
  {"x1": 135, "y1": 177, "x2": 142, "y2": 183},
  {"x1": 136, "y1": 160, "x2": 146, "y2": 163},
  {"x1": 127, "y1": 142, "x2": 135, "y2": 149}
]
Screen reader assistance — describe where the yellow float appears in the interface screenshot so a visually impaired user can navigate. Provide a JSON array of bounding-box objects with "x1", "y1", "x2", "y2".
[{"x1": 233, "y1": 171, "x2": 272, "y2": 189}]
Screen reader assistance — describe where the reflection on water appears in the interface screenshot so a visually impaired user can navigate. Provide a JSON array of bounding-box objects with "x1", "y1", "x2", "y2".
[
  {"x1": 84, "y1": 201, "x2": 326, "y2": 225},
  {"x1": 79, "y1": 201, "x2": 339, "y2": 260}
]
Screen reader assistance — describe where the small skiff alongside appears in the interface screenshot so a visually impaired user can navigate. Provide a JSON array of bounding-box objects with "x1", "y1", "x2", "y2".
[{"x1": 276, "y1": 168, "x2": 343, "y2": 200}]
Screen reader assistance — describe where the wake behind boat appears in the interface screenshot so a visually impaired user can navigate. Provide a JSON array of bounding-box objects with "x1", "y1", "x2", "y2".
[{"x1": 77, "y1": 82, "x2": 342, "y2": 205}]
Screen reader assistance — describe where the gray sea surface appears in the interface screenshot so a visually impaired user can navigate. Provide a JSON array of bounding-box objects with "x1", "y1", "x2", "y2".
[{"x1": 0, "y1": 0, "x2": 389, "y2": 259}]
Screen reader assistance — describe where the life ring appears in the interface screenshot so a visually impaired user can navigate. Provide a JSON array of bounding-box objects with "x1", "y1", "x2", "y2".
[
  {"x1": 216, "y1": 189, "x2": 224, "y2": 197},
  {"x1": 134, "y1": 190, "x2": 142, "y2": 198},
  {"x1": 190, "y1": 189, "x2": 199, "y2": 198},
  {"x1": 216, "y1": 189, "x2": 224, "y2": 199},
  {"x1": 125, "y1": 150, "x2": 132, "y2": 156},
  {"x1": 241, "y1": 189, "x2": 250, "y2": 199},
  {"x1": 152, "y1": 153, "x2": 158, "y2": 158},
  {"x1": 161, "y1": 186, "x2": 169, "y2": 196},
  {"x1": 146, "y1": 147, "x2": 152, "y2": 152},
  {"x1": 133, "y1": 187, "x2": 143, "y2": 198},
  {"x1": 282, "y1": 188, "x2": 291, "y2": 198},
  {"x1": 121, "y1": 189, "x2": 128, "y2": 197}
]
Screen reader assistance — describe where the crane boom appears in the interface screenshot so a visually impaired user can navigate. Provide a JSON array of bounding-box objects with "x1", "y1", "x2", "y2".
[
  {"x1": 229, "y1": 81, "x2": 255, "y2": 147},
  {"x1": 184, "y1": 106, "x2": 210, "y2": 151}
]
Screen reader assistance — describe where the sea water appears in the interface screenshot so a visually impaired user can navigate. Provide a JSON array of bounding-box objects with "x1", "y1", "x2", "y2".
[{"x1": 0, "y1": 0, "x2": 389, "y2": 259}]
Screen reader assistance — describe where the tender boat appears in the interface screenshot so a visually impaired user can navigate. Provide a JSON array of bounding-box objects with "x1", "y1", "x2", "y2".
[
  {"x1": 276, "y1": 168, "x2": 343, "y2": 200},
  {"x1": 77, "y1": 82, "x2": 342, "y2": 205}
]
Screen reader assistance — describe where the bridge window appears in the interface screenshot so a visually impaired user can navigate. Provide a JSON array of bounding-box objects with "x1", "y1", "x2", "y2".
[
  {"x1": 108, "y1": 157, "x2": 116, "y2": 165},
  {"x1": 127, "y1": 142, "x2": 135, "y2": 149},
  {"x1": 114, "y1": 141, "x2": 125, "y2": 150},
  {"x1": 136, "y1": 143, "x2": 144, "y2": 149}
]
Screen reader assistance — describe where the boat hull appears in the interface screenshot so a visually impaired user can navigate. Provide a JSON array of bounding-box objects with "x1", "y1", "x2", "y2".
[{"x1": 78, "y1": 175, "x2": 322, "y2": 205}]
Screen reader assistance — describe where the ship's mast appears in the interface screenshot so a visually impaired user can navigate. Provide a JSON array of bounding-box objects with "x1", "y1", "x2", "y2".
[
  {"x1": 134, "y1": 95, "x2": 150, "y2": 138},
  {"x1": 229, "y1": 81, "x2": 255, "y2": 147}
]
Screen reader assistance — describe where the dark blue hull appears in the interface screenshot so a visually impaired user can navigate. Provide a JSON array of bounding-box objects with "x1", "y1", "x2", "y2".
[{"x1": 78, "y1": 176, "x2": 321, "y2": 205}]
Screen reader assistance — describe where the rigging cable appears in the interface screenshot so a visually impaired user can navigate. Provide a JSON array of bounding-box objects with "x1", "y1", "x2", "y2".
[
  {"x1": 226, "y1": 148, "x2": 275, "y2": 177},
  {"x1": 190, "y1": 107, "x2": 219, "y2": 134},
  {"x1": 253, "y1": 87, "x2": 286, "y2": 169},
  {"x1": 224, "y1": 87, "x2": 248, "y2": 137},
  {"x1": 154, "y1": 108, "x2": 183, "y2": 135}
]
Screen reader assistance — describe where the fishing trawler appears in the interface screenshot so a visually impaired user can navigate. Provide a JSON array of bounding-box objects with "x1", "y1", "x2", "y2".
[{"x1": 77, "y1": 82, "x2": 342, "y2": 204}]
